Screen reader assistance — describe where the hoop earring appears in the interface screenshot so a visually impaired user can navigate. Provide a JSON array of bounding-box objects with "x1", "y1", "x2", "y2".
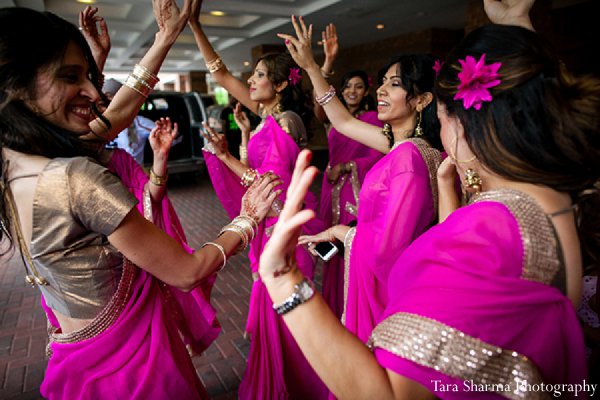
[
  {"x1": 464, "y1": 168, "x2": 482, "y2": 194},
  {"x1": 448, "y1": 135, "x2": 477, "y2": 164},
  {"x1": 414, "y1": 111, "x2": 423, "y2": 137}
]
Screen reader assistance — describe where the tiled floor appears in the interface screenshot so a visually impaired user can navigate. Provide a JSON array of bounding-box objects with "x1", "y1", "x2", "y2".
[{"x1": 0, "y1": 164, "x2": 325, "y2": 400}]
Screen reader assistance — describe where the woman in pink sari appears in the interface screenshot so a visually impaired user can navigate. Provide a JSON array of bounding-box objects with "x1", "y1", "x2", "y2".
[
  {"x1": 0, "y1": 6, "x2": 280, "y2": 400},
  {"x1": 258, "y1": 3, "x2": 596, "y2": 399},
  {"x1": 189, "y1": 2, "x2": 327, "y2": 398},
  {"x1": 287, "y1": 19, "x2": 442, "y2": 343},
  {"x1": 317, "y1": 69, "x2": 384, "y2": 318}
]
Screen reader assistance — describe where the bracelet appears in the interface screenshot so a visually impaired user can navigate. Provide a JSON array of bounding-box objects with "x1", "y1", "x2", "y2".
[
  {"x1": 219, "y1": 224, "x2": 249, "y2": 254},
  {"x1": 231, "y1": 216, "x2": 256, "y2": 242},
  {"x1": 123, "y1": 64, "x2": 159, "y2": 98},
  {"x1": 315, "y1": 85, "x2": 336, "y2": 106},
  {"x1": 241, "y1": 168, "x2": 259, "y2": 188},
  {"x1": 239, "y1": 145, "x2": 248, "y2": 160},
  {"x1": 320, "y1": 68, "x2": 335, "y2": 79},
  {"x1": 234, "y1": 215, "x2": 258, "y2": 236},
  {"x1": 206, "y1": 55, "x2": 225, "y2": 74},
  {"x1": 201, "y1": 242, "x2": 227, "y2": 272},
  {"x1": 273, "y1": 278, "x2": 315, "y2": 315},
  {"x1": 133, "y1": 64, "x2": 159, "y2": 87},
  {"x1": 149, "y1": 168, "x2": 168, "y2": 186}
]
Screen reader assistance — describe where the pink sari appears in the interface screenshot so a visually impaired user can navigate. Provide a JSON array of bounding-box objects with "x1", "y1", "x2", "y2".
[
  {"x1": 204, "y1": 115, "x2": 327, "y2": 399},
  {"x1": 38, "y1": 152, "x2": 209, "y2": 399},
  {"x1": 343, "y1": 139, "x2": 441, "y2": 343},
  {"x1": 106, "y1": 149, "x2": 220, "y2": 355},
  {"x1": 371, "y1": 190, "x2": 587, "y2": 399},
  {"x1": 319, "y1": 111, "x2": 383, "y2": 318}
]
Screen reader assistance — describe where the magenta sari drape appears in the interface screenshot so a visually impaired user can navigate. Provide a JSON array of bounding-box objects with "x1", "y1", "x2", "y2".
[
  {"x1": 106, "y1": 149, "x2": 220, "y2": 355},
  {"x1": 41, "y1": 265, "x2": 208, "y2": 399},
  {"x1": 343, "y1": 141, "x2": 438, "y2": 343},
  {"x1": 203, "y1": 115, "x2": 327, "y2": 399},
  {"x1": 319, "y1": 111, "x2": 383, "y2": 318},
  {"x1": 374, "y1": 200, "x2": 587, "y2": 399}
]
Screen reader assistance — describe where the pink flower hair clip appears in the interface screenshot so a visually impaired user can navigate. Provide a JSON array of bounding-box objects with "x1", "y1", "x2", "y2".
[
  {"x1": 432, "y1": 59, "x2": 444, "y2": 77},
  {"x1": 454, "y1": 54, "x2": 502, "y2": 110},
  {"x1": 288, "y1": 67, "x2": 302, "y2": 86}
]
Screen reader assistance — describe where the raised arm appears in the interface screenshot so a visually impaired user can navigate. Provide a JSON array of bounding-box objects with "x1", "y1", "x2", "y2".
[
  {"x1": 483, "y1": 0, "x2": 535, "y2": 31},
  {"x1": 147, "y1": 117, "x2": 177, "y2": 202},
  {"x1": 88, "y1": 0, "x2": 191, "y2": 141},
  {"x1": 314, "y1": 23, "x2": 338, "y2": 123},
  {"x1": 188, "y1": 0, "x2": 258, "y2": 114},
  {"x1": 278, "y1": 16, "x2": 390, "y2": 154},
  {"x1": 79, "y1": 6, "x2": 111, "y2": 72}
]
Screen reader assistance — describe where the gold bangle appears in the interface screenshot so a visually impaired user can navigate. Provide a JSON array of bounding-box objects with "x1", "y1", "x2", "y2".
[
  {"x1": 150, "y1": 168, "x2": 168, "y2": 186},
  {"x1": 124, "y1": 74, "x2": 151, "y2": 98},
  {"x1": 219, "y1": 224, "x2": 249, "y2": 253},
  {"x1": 239, "y1": 145, "x2": 248, "y2": 160},
  {"x1": 201, "y1": 242, "x2": 226, "y2": 272},
  {"x1": 205, "y1": 55, "x2": 225, "y2": 74},
  {"x1": 133, "y1": 64, "x2": 159, "y2": 87},
  {"x1": 320, "y1": 68, "x2": 335, "y2": 78},
  {"x1": 241, "y1": 168, "x2": 258, "y2": 188}
]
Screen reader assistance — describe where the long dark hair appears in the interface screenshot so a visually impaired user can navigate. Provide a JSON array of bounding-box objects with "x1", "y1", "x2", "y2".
[
  {"x1": 435, "y1": 24, "x2": 600, "y2": 266},
  {"x1": 378, "y1": 54, "x2": 442, "y2": 150},
  {"x1": 0, "y1": 8, "x2": 107, "y2": 254},
  {"x1": 256, "y1": 52, "x2": 313, "y2": 131},
  {"x1": 338, "y1": 70, "x2": 376, "y2": 115}
]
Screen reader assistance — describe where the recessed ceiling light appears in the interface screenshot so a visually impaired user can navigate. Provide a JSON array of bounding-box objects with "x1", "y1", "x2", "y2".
[
  {"x1": 77, "y1": 0, "x2": 96, "y2": 4},
  {"x1": 210, "y1": 11, "x2": 226, "y2": 17},
  {"x1": 243, "y1": 61, "x2": 250, "y2": 67},
  {"x1": 376, "y1": 24, "x2": 384, "y2": 30}
]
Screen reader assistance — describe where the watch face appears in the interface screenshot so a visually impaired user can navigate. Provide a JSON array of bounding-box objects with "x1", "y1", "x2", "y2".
[{"x1": 298, "y1": 280, "x2": 315, "y2": 300}]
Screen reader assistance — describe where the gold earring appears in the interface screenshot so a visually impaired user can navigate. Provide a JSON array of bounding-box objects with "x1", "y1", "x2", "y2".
[
  {"x1": 273, "y1": 93, "x2": 283, "y2": 114},
  {"x1": 382, "y1": 123, "x2": 393, "y2": 142},
  {"x1": 464, "y1": 168, "x2": 482, "y2": 194},
  {"x1": 448, "y1": 135, "x2": 477, "y2": 164},
  {"x1": 414, "y1": 111, "x2": 423, "y2": 137}
]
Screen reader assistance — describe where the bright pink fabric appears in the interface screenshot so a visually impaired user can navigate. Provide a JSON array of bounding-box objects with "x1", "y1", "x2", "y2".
[
  {"x1": 40, "y1": 149, "x2": 214, "y2": 399},
  {"x1": 319, "y1": 111, "x2": 383, "y2": 318},
  {"x1": 106, "y1": 149, "x2": 221, "y2": 355},
  {"x1": 375, "y1": 201, "x2": 587, "y2": 399},
  {"x1": 344, "y1": 141, "x2": 437, "y2": 343},
  {"x1": 203, "y1": 115, "x2": 327, "y2": 399},
  {"x1": 41, "y1": 268, "x2": 208, "y2": 399}
]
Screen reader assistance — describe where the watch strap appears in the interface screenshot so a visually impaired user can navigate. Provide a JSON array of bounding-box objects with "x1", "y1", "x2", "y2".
[{"x1": 273, "y1": 278, "x2": 315, "y2": 315}]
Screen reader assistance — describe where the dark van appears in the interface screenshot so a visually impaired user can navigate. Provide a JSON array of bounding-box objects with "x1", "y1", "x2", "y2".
[{"x1": 139, "y1": 91, "x2": 210, "y2": 174}]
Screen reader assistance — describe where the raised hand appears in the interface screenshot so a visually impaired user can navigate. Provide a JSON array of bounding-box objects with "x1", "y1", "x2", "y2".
[
  {"x1": 78, "y1": 6, "x2": 110, "y2": 71},
  {"x1": 483, "y1": 0, "x2": 535, "y2": 30},
  {"x1": 277, "y1": 16, "x2": 319, "y2": 72},
  {"x1": 321, "y1": 23, "x2": 339, "y2": 74},
  {"x1": 149, "y1": 117, "x2": 178, "y2": 163},
  {"x1": 233, "y1": 103, "x2": 251, "y2": 141},
  {"x1": 152, "y1": 0, "x2": 192, "y2": 43},
  {"x1": 188, "y1": 0, "x2": 203, "y2": 28},
  {"x1": 202, "y1": 123, "x2": 229, "y2": 158},
  {"x1": 241, "y1": 172, "x2": 283, "y2": 225},
  {"x1": 259, "y1": 150, "x2": 318, "y2": 281}
]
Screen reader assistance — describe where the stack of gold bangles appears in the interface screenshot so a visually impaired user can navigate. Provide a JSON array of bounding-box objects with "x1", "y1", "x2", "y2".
[
  {"x1": 124, "y1": 64, "x2": 160, "y2": 98},
  {"x1": 219, "y1": 215, "x2": 258, "y2": 253},
  {"x1": 241, "y1": 168, "x2": 258, "y2": 188},
  {"x1": 206, "y1": 54, "x2": 225, "y2": 74}
]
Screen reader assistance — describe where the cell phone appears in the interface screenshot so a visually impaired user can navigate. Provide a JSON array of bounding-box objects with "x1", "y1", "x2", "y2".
[{"x1": 312, "y1": 241, "x2": 339, "y2": 262}]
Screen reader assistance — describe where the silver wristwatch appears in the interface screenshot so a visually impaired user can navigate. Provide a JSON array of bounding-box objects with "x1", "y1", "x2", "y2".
[{"x1": 273, "y1": 278, "x2": 315, "y2": 315}]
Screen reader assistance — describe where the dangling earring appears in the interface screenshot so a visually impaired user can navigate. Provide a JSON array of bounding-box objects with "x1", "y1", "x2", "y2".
[
  {"x1": 414, "y1": 111, "x2": 423, "y2": 137},
  {"x1": 382, "y1": 123, "x2": 393, "y2": 148},
  {"x1": 464, "y1": 168, "x2": 482, "y2": 195},
  {"x1": 448, "y1": 135, "x2": 477, "y2": 164},
  {"x1": 273, "y1": 92, "x2": 283, "y2": 114}
]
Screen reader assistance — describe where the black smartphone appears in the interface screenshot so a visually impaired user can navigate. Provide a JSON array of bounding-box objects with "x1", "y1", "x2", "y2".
[{"x1": 313, "y1": 241, "x2": 339, "y2": 262}]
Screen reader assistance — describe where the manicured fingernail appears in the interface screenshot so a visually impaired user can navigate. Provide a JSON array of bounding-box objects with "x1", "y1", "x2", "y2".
[{"x1": 285, "y1": 39, "x2": 290, "y2": 44}]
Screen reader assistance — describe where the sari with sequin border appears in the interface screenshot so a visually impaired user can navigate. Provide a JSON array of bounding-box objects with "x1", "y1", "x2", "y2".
[
  {"x1": 342, "y1": 139, "x2": 442, "y2": 343},
  {"x1": 371, "y1": 189, "x2": 587, "y2": 399},
  {"x1": 319, "y1": 110, "x2": 384, "y2": 318}
]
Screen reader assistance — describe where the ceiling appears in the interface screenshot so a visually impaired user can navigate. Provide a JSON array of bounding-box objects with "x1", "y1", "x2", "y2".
[{"x1": 1, "y1": 0, "x2": 471, "y2": 74}]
